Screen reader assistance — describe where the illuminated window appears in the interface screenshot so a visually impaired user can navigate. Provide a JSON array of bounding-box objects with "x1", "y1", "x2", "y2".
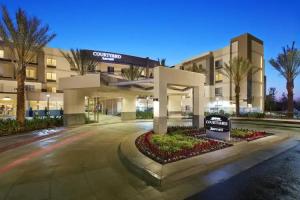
[
  {"x1": 215, "y1": 71, "x2": 223, "y2": 82},
  {"x1": 47, "y1": 86, "x2": 56, "y2": 93},
  {"x1": 26, "y1": 69, "x2": 37, "y2": 79},
  {"x1": 215, "y1": 87, "x2": 223, "y2": 96},
  {"x1": 46, "y1": 58, "x2": 56, "y2": 66},
  {"x1": 46, "y1": 72, "x2": 56, "y2": 81},
  {"x1": 0, "y1": 50, "x2": 4, "y2": 58}
]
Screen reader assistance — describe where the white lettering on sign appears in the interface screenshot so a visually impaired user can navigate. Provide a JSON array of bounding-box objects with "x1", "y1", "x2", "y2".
[
  {"x1": 92, "y1": 51, "x2": 122, "y2": 61},
  {"x1": 205, "y1": 120, "x2": 228, "y2": 126}
]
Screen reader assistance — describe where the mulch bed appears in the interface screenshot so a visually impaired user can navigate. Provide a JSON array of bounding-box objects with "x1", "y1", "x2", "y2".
[{"x1": 136, "y1": 129, "x2": 232, "y2": 164}]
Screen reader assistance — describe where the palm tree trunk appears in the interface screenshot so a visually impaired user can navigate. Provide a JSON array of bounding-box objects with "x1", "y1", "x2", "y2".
[
  {"x1": 16, "y1": 66, "x2": 26, "y2": 127},
  {"x1": 286, "y1": 81, "x2": 294, "y2": 118},
  {"x1": 235, "y1": 85, "x2": 240, "y2": 117}
]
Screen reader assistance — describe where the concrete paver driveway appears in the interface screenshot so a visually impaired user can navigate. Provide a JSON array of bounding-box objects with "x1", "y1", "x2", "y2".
[
  {"x1": 0, "y1": 121, "x2": 164, "y2": 200},
  {"x1": 0, "y1": 120, "x2": 299, "y2": 200}
]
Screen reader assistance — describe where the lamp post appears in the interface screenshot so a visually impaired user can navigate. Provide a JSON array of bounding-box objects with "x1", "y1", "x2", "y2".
[{"x1": 46, "y1": 94, "x2": 50, "y2": 116}]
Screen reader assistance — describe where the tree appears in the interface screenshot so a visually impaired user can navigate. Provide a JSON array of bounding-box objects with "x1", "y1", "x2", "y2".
[
  {"x1": 60, "y1": 49, "x2": 98, "y2": 75},
  {"x1": 265, "y1": 87, "x2": 277, "y2": 111},
  {"x1": 187, "y1": 63, "x2": 206, "y2": 74},
  {"x1": 278, "y1": 92, "x2": 288, "y2": 111},
  {"x1": 121, "y1": 64, "x2": 143, "y2": 81},
  {"x1": 0, "y1": 6, "x2": 56, "y2": 126},
  {"x1": 269, "y1": 42, "x2": 300, "y2": 118},
  {"x1": 158, "y1": 58, "x2": 166, "y2": 66},
  {"x1": 222, "y1": 57, "x2": 259, "y2": 116}
]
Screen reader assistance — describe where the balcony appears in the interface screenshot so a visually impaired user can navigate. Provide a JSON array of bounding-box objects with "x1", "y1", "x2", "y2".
[
  {"x1": 46, "y1": 79, "x2": 56, "y2": 83},
  {"x1": 47, "y1": 64, "x2": 56, "y2": 68}
]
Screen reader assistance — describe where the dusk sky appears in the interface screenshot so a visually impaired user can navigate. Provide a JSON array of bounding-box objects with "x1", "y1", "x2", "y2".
[{"x1": 2, "y1": 0, "x2": 300, "y2": 98}]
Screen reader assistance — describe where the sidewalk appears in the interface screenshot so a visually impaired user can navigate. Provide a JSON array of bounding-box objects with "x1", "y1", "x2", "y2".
[{"x1": 0, "y1": 127, "x2": 65, "y2": 154}]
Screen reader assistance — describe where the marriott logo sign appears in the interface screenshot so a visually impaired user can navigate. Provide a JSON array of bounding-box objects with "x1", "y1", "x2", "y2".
[{"x1": 92, "y1": 51, "x2": 122, "y2": 61}]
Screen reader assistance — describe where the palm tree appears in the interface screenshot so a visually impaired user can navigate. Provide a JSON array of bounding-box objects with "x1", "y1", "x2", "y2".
[
  {"x1": 187, "y1": 63, "x2": 206, "y2": 74},
  {"x1": 158, "y1": 58, "x2": 166, "y2": 66},
  {"x1": 0, "y1": 6, "x2": 56, "y2": 126},
  {"x1": 60, "y1": 49, "x2": 98, "y2": 75},
  {"x1": 121, "y1": 65, "x2": 143, "y2": 81},
  {"x1": 222, "y1": 57, "x2": 259, "y2": 117},
  {"x1": 269, "y1": 42, "x2": 300, "y2": 118}
]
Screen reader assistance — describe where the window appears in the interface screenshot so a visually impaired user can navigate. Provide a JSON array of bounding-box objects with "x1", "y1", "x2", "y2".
[
  {"x1": 46, "y1": 58, "x2": 56, "y2": 66},
  {"x1": 46, "y1": 72, "x2": 56, "y2": 81},
  {"x1": 26, "y1": 69, "x2": 37, "y2": 79},
  {"x1": 215, "y1": 60, "x2": 223, "y2": 69},
  {"x1": 215, "y1": 87, "x2": 223, "y2": 96},
  {"x1": 0, "y1": 50, "x2": 4, "y2": 58},
  {"x1": 215, "y1": 71, "x2": 223, "y2": 82},
  {"x1": 107, "y1": 66, "x2": 114, "y2": 73},
  {"x1": 47, "y1": 86, "x2": 56, "y2": 93}
]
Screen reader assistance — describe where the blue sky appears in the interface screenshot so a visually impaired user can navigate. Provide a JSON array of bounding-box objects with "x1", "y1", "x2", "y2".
[{"x1": 2, "y1": 0, "x2": 300, "y2": 98}]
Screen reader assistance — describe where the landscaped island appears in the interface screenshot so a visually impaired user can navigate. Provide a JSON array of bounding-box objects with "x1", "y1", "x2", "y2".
[{"x1": 136, "y1": 127, "x2": 269, "y2": 164}]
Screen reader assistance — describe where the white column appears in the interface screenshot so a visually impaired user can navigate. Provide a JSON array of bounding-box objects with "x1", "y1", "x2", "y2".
[
  {"x1": 63, "y1": 89, "x2": 85, "y2": 126},
  {"x1": 193, "y1": 86, "x2": 205, "y2": 128},
  {"x1": 168, "y1": 95, "x2": 183, "y2": 116},
  {"x1": 153, "y1": 68, "x2": 168, "y2": 134},
  {"x1": 121, "y1": 95, "x2": 136, "y2": 120}
]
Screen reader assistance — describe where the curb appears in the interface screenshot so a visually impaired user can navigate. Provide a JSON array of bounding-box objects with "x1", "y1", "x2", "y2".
[{"x1": 119, "y1": 131, "x2": 295, "y2": 187}]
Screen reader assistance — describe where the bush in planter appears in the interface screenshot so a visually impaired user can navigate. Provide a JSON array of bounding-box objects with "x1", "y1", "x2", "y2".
[
  {"x1": 247, "y1": 112, "x2": 265, "y2": 118},
  {"x1": 136, "y1": 111, "x2": 153, "y2": 119},
  {"x1": 0, "y1": 119, "x2": 20, "y2": 135},
  {"x1": 0, "y1": 117, "x2": 63, "y2": 136}
]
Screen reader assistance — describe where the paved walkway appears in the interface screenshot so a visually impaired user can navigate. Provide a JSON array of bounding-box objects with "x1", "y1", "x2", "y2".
[
  {"x1": 0, "y1": 120, "x2": 298, "y2": 200},
  {"x1": 0, "y1": 127, "x2": 65, "y2": 154}
]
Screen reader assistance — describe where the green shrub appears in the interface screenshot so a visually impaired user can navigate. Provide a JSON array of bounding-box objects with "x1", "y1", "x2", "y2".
[
  {"x1": 248, "y1": 112, "x2": 265, "y2": 118},
  {"x1": 231, "y1": 129, "x2": 252, "y2": 138},
  {"x1": 136, "y1": 111, "x2": 153, "y2": 119},
  {"x1": 0, "y1": 117, "x2": 63, "y2": 136},
  {"x1": 151, "y1": 131, "x2": 204, "y2": 153}
]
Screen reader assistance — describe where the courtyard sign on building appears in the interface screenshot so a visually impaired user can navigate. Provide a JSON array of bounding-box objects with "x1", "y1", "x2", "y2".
[
  {"x1": 92, "y1": 51, "x2": 122, "y2": 61},
  {"x1": 81, "y1": 49, "x2": 159, "y2": 67}
]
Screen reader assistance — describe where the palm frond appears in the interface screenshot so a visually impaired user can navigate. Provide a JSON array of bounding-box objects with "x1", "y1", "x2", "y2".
[
  {"x1": 221, "y1": 57, "x2": 259, "y2": 86},
  {"x1": 60, "y1": 49, "x2": 98, "y2": 75},
  {"x1": 121, "y1": 65, "x2": 143, "y2": 80},
  {"x1": 269, "y1": 42, "x2": 300, "y2": 82},
  {"x1": 187, "y1": 63, "x2": 206, "y2": 74},
  {"x1": 0, "y1": 5, "x2": 56, "y2": 71}
]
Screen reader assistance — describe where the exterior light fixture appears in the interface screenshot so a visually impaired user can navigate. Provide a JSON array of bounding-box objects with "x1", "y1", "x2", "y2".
[
  {"x1": 2, "y1": 96, "x2": 11, "y2": 101},
  {"x1": 153, "y1": 98, "x2": 159, "y2": 102}
]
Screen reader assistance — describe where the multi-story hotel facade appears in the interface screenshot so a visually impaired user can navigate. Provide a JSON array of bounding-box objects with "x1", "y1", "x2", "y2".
[
  {"x1": 175, "y1": 33, "x2": 265, "y2": 113},
  {"x1": 0, "y1": 33, "x2": 265, "y2": 118}
]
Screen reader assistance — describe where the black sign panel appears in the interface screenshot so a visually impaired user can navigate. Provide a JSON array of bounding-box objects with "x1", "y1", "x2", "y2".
[
  {"x1": 204, "y1": 114, "x2": 230, "y2": 133},
  {"x1": 81, "y1": 49, "x2": 159, "y2": 68}
]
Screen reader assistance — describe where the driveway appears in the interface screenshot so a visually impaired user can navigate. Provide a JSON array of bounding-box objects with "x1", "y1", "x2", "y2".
[
  {"x1": 0, "y1": 121, "x2": 163, "y2": 200},
  {"x1": 0, "y1": 120, "x2": 299, "y2": 200}
]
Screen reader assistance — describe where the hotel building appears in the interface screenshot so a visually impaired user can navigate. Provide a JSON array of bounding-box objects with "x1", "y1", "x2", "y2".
[
  {"x1": 175, "y1": 33, "x2": 265, "y2": 113},
  {"x1": 0, "y1": 33, "x2": 264, "y2": 119}
]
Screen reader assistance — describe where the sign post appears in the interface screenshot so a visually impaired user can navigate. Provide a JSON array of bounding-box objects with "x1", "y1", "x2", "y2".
[{"x1": 204, "y1": 114, "x2": 230, "y2": 141}]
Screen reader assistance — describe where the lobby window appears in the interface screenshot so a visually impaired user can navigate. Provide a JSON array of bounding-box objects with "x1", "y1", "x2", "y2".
[
  {"x1": 0, "y1": 50, "x2": 4, "y2": 58},
  {"x1": 215, "y1": 60, "x2": 223, "y2": 69},
  {"x1": 26, "y1": 69, "x2": 37, "y2": 79},
  {"x1": 215, "y1": 71, "x2": 223, "y2": 82},
  {"x1": 46, "y1": 72, "x2": 56, "y2": 81},
  {"x1": 215, "y1": 87, "x2": 223, "y2": 96},
  {"x1": 46, "y1": 58, "x2": 56, "y2": 66},
  {"x1": 107, "y1": 66, "x2": 114, "y2": 74}
]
